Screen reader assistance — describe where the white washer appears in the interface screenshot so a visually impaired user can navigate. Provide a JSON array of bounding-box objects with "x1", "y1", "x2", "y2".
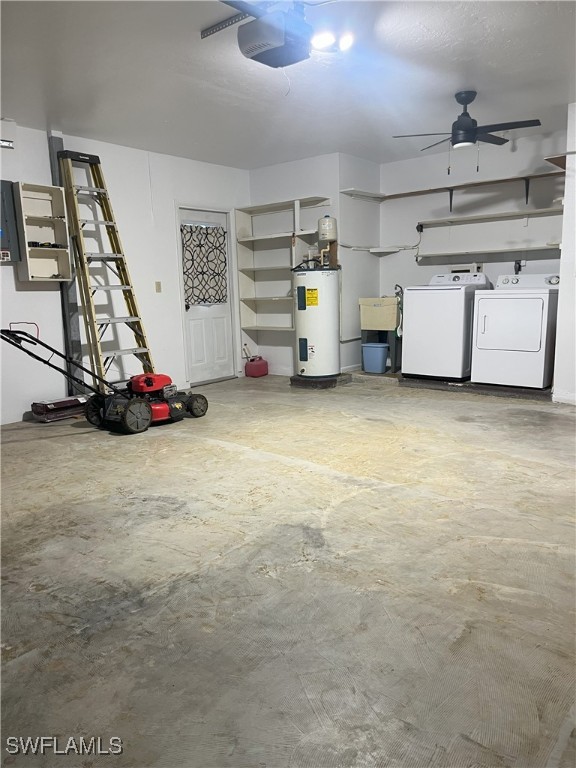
[
  {"x1": 401, "y1": 273, "x2": 492, "y2": 379},
  {"x1": 471, "y1": 274, "x2": 560, "y2": 388}
]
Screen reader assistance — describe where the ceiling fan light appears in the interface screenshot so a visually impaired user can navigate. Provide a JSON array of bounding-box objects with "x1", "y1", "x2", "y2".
[
  {"x1": 311, "y1": 31, "x2": 336, "y2": 50},
  {"x1": 453, "y1": 141, "x2": 475, "y2": 149}
]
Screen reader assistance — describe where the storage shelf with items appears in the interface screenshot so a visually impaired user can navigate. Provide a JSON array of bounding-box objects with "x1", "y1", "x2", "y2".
[
  {"x1": 13, "y1": 182, "x2": 70, "y2": 281},
  {"x1": 235, "y1": 197, "x2": 330, "y2": 335}
]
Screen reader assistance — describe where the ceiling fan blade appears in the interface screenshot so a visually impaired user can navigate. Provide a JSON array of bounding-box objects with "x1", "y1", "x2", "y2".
[
  {"x1": 477, "y1": 133, "x2": 509, "y2": 146},
  {"x1": 421, "y1": 137, "x2": 451, "y2": 151},
  {"x1": 392, "y1": 133, "x2": 450, "y2": 138},
  {"x1": 476, "y1": 119, "x2": 541, "y2": 133}
]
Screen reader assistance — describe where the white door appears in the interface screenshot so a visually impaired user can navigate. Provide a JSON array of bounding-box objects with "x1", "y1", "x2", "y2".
[
  {"x1": 179, "y1": 209, "x2": 235, "y2": 384},
  {"x1": 476, "y1": 296, "x2": 543, "y2": 351}
]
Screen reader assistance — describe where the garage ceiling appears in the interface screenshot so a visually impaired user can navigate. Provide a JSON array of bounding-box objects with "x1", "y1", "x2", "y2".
[{"x1": 1, "y1": 1, "x2": 575, "y2": 169}]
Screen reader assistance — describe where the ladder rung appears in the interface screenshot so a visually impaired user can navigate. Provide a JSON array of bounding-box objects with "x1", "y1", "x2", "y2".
[
  {"x1": 91, "y1": 285, "x2": 131, "y2": 291},
  {"x1": 75, "y1": 185, "x2": 107, "y2": 194},
  {"x1": 104, "y1": 347, "x2": 149, "y2": 358},
  {"x1": 79, "y1": 219, "x2": 115, "y2": 226},
  {"x1": 97, "y1": 316, "x2": 140, "y2": 325},
  {"x1": 86, "y1": 253, "x2": 124, "y2": 262}
]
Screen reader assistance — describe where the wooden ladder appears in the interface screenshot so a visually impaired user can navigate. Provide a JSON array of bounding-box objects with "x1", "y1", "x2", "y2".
[{"x1": 58, "y1": 150, "x2": 154, "y2": 392}]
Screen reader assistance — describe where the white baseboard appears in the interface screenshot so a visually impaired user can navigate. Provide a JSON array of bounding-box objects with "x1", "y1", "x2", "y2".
[{"x1": 552, "y1": 389, "x2": 576, "y2": 406}]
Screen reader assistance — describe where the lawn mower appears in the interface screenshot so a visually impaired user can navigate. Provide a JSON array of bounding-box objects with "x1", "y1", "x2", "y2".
[{"x1": 1, "y1": 328, "x2": 208, "y2": 434}]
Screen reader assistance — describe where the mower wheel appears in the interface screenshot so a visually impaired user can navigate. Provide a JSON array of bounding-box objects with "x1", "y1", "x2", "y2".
[
  {"x1": 85, "y1": 395, "x2": 106, "y2": 428},
  {"x1": 188, "y1": 394, "x2": 208, "y2": 418},
  {"x1": 121, "y1": 398, "x2": 153, "y2": 434}
]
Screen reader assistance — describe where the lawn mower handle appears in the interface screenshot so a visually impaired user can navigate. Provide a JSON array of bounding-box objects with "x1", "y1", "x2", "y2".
[{"x1": 0, "y1": 328, "x2": 126, "y2": 397}]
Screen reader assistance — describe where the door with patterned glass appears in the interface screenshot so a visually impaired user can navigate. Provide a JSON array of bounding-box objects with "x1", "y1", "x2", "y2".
[{"x1": 179, "y1": 210, "x2": 235, "y2": 384}]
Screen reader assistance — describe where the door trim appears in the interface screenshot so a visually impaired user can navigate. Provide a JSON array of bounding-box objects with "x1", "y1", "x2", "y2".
[{"x1": 175, "y1": 202, "x2": 241, "y2": 385}]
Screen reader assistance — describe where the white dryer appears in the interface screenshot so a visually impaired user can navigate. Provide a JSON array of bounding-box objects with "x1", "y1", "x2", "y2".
[
  {"x1": 401, "y1": 273, "x2": 492, "y2": 379},
  {"x1": 471, "y1": 274, "x2": 560, "y2": 389}
]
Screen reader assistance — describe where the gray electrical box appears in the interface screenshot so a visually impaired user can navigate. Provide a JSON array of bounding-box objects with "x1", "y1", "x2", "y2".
[{"x1": 1, "y1": 180, "x2": 21, "y2": 262}]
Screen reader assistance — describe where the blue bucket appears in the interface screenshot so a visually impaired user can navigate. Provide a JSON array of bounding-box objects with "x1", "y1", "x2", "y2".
[{"x1": 362, "y1": 343, "x2": 389, "y2": 374}]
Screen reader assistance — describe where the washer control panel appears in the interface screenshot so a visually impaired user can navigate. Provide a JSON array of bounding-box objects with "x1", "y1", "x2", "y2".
[
  {"x1": 429, "y1": 273, "x2": 491, "y2": 286},
  {"x1": 496, "y1": 274, "x2": 560, "y2": 289}
]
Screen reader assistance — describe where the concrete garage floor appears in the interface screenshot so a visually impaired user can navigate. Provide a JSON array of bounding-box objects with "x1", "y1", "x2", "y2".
[{"x1": 1, "y1": 375, "x2": 575, "y2": 768}]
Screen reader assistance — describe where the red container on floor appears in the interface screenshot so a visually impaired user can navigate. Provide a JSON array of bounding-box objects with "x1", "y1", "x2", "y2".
[{"x1": 245, "y1": 356, "x2": 268, "y2": 377}]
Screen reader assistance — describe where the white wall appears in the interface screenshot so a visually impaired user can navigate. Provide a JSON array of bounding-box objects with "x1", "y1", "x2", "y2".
[
  {"x1": 1, "y1": 126, "x2": 250, "y2": 424},
  {"x1": 337, "y1": 154, "x2": 381, "y2": 370},
  {"x1": 1, "y1": 126, "x2": 66, "y2": 424},
  {"x1": 552, "y1": 103, "x2": 576, "y2": 405},
  {"x1": 249, "y1": 153, "x2": 340, "y2": 207}
]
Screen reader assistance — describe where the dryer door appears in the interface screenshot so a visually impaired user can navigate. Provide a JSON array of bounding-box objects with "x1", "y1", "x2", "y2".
[{"x1": 476, "y1": 296, "x2": 543, "y2": 351}]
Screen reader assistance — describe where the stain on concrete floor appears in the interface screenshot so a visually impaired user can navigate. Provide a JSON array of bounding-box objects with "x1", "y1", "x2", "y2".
[{"x1": 1, "y1": 376, "x2": 575, "y2": 767}]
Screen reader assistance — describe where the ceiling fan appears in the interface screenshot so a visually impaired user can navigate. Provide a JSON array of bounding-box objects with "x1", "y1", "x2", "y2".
[{"x1": 393, "y1": 91, "x2": 541, "y2": 151}]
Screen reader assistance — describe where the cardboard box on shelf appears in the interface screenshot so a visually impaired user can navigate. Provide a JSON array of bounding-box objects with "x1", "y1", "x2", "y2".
[{"x1": 359, "y1": 296, "x2": 399, "y2": 330}]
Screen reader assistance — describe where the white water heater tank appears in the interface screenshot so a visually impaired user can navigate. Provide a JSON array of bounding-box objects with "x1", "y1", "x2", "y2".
[
  {"x1": 293, "y1": 268, "x2": 340, "y2": 377},
  {"x1": 318, "y1": 215, "x2": 338, "y2": 243}
]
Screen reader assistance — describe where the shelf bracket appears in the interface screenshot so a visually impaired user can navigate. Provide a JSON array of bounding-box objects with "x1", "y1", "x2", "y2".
[
  {"x1": 524, "y1": 177, "x2": 530, "y2": 204},
  {"x1": 448, "y1": 189, "x2": 454, "y2": 212}
]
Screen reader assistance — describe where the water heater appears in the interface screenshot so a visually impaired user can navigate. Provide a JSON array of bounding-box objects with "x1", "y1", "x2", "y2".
[{"x1": 293, "y1": 268, "x2": 340, "y2": 377}]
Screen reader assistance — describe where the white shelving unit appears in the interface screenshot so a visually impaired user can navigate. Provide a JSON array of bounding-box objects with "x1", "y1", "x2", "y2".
[
  {"x1": 13, "y1": 182, "x2": 70, "y2": 282},
  {"x1": 235, "y1": 197, "x2": 329, "y2": 334},
  {"x1": 340, "y1": 170, "x2": 565, "y2": 204},
  {"x1": 416, "y1": 245, "x2": 562, "y2": 262},
  {"x1": 417, "y1": 206, "x2": 563, "y2": 229},
  {"x1": 369, "y1": 247, "x2": 402, "y2": 257},
  {"x1": 545, "y1": 153, "x2": 576, "y2": 170},
  {"x1": 342, "y1": 169, "x2": 565, "y2": 261}
]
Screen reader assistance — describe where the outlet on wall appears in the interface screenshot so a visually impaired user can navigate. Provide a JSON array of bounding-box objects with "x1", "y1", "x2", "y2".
[{"x1": 155, "y1": 281, "x2": 162, "y2": 293}]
